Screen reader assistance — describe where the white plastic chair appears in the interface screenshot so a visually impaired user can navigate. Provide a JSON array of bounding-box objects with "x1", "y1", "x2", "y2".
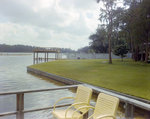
[{"x1": 52, "y1": 85, "x2": 93, "y2": 119}]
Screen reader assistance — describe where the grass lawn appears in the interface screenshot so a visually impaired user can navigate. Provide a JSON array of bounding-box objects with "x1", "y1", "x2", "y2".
[{"x1": 29, "y1": 59, "x2": 150, "y2": 100}]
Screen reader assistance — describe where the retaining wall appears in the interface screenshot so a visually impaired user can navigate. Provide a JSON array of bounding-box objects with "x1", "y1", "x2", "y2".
[{"x1": 27, "y1": 67, "x2": 83, "y2": 85}]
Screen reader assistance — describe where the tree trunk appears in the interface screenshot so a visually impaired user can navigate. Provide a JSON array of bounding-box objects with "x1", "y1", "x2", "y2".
[
  {"x1": 116, "y1": 32, "x2": 119, "y2": 45},
  {"x1": 131, "y1": 41, "x2": 134, "y2": 59},
  {"x1": 121, "y1": 55, "x2": 123, "y2": 61},
  {"x1": 108, "y1": 11, "x2": 112, "y2": 64},
  {"x1": 145, "y1": 38, "x2": 149, "y2": 63},
  {"x1": 130, "y1": 42, "x2": 132, "y2": 53},
  {"x1": 135, "y1": 46, "x2": 138, "y2": 62},
  {"x1": 141, "y1": 43, "x2": 144, "y2": 61},
  {"x1": 108, "y1": 35, "x2": 112, "y2": 64}
]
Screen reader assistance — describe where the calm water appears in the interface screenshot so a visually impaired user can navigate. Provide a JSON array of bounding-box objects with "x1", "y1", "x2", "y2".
[
  {"x1": 0, "y1": 53, "x2": 147, "y2": 119},
  {"x1": 0, "y1": 53, "x2": 76, "y2": 119}
]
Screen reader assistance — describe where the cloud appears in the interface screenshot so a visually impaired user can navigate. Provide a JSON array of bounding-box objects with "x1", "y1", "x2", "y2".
[
  {"x1": 0, "y1": 22, "x2": 38, "y2": 44},
  {"x1": 0, "y1": 0, "x2": 100, "y2": 50}
]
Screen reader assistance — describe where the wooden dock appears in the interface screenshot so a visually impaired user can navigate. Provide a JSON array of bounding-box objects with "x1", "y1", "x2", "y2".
[{"x1": 33, "y1": 47, "x2": 62, "y2": 64}]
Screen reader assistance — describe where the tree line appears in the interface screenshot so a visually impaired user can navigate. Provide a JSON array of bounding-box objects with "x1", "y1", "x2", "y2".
[
  {"x1": 0, "y1": 44, "x2": 87, "y2": 53},
  {"x1": 0, "y1": 44, "x2": 76, "y2": 53},
  {"x1": 88, "y1": 0, "x2": 150, "y2": 63}
]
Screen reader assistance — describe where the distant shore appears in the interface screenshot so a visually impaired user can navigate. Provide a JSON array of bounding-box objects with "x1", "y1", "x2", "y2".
[{"x1": 0, "y1": 53, "x2": 32, "y2": 56}]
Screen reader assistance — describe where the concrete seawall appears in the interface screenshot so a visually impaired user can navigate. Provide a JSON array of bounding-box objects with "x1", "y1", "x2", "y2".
[{"x1": 27, "y1": 67, "x2": 83, "y2": 85}]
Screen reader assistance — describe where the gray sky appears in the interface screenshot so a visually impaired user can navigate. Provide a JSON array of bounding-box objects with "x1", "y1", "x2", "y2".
[{"x1": 0, "y1": 0, "x2": 101, "y2": 50}]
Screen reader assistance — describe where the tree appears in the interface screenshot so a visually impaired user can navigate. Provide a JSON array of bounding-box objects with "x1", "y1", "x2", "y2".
[
  {"x1": 89, "y1": 27, "x2": 109, "y2": 53},
  {"x1": 113, "y1": 45, "x2": 128, "y2": 61},
  {"x1": 120, "y1": 0, "x2": 143, "y2": 61},
  {"x1": 77, "y1": 46, "x2": 91, "y2": 53},
  {"x1": 112, "y1": 7, "x2": 125, "y2": 46},
  {"x1": 139, "y1": 0, "x2": 150, "y2": 63},
  {"x1": 96, "y1": 0, "x2": 120, "y2": 64},
  {"x1": 59, "y1": 48, "x2": 75, "y2": 53},
  {"x1": 93, "y1": 0, "x2": 150, "y2": 63},
  {"x1": 123, "y1": 0, "x2": 150, "y2": 62}
]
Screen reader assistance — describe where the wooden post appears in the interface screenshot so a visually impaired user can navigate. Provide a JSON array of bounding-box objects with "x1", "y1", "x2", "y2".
[
  {"x1": 45, "y1": 52, "x2": 46, "y2": 62},
  {"x1": 47, "y1": 52, "x2": 48, "y2": 62},
  {"x1": 125, "y1": 102, "x2": 134, "y2": 118},
  {"x1": 16, "y1": 93, "x2": 24, "y2": 119},
  {"x1": 33, "y1": 52, "x2": 35, "y2": 64},
  {"x1": 36, "y1": 52, "x2": 38, "y2": 64}
]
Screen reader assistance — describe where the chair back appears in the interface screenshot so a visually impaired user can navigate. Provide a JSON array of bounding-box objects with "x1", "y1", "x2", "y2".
[
  {"x1": 93, "y1": 93, "x2": 119, "y2": 119},
  {"x1": 74, "y1": 85, "x2": 92, "y2": 113}
]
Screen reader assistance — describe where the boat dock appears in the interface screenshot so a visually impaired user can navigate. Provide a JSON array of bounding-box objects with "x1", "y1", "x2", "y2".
[{"x1": 33, "y1": 47, "x2": 62, "y2": 64}]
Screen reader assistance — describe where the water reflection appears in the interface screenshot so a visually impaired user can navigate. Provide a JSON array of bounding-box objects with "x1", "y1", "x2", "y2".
[{"x1": 27, "y1": 72, "x2": 66, "y2": 86}]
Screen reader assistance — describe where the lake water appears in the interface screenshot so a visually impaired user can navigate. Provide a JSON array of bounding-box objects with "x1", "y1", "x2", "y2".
[
  {"x1": 0, "y1": 53, "x2": 147, "y2": 119},
  {"x1": 0, "y1": 53, "x2": 76, "y2": 119}
]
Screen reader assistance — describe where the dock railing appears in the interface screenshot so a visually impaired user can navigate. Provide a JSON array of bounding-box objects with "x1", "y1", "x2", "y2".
[{"x1": 0, "y1": 85, "x2": 78, "y2": 119}]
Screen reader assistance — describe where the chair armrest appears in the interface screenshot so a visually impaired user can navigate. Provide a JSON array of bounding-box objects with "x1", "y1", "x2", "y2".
[
  {"x1": 65, "y1": 103, "x2": 92, "y2": 118},
  {"x1": 71, "y1": 102, "x2": 89, "y2": 107},
  {"x1": 88, "y1": 114, "x2": 94, "y2": 119},
  {"x1": 97, "y1": 115, "x2": 116, "y2": 119},
  {"x1": 53, "y1": 97, "x2": 75, "y2": 110},
  {"x1": 71, "y1": 106, "x2": 95, "y2": 119}
]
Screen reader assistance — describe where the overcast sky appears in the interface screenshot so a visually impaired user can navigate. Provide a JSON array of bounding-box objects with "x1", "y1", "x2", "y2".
[{"x1": 0, "y1": 0, "x2": 102, "y2": 50}]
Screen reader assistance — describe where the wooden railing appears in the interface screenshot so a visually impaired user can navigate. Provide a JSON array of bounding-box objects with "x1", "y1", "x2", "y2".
[{"x1": 0, "y1": 85, "x2": 78, "y2": 119}]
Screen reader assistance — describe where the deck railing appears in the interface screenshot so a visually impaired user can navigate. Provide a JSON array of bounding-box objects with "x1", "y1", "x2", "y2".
[{"x1": 0, "y1": 85, "x2": 78, "y2": 119}]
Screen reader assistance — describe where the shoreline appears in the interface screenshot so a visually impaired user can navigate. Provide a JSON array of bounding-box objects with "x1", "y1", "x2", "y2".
[
  {"x1": 27, "y1": 67, "x2": 83, "y2": 85},
  {"x1": 0, "y1": 54, "x2": 31, "y2": 56}
]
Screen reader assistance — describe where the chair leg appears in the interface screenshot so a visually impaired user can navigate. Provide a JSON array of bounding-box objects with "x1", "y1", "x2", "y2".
[{"x1": 53, "y1": 116, "x2": 55, "y2": 119}]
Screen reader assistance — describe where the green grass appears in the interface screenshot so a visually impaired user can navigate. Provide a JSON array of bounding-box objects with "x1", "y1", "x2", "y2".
[{"x1": 29, "y1": 59, "x2": 150, "y2": 100}]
